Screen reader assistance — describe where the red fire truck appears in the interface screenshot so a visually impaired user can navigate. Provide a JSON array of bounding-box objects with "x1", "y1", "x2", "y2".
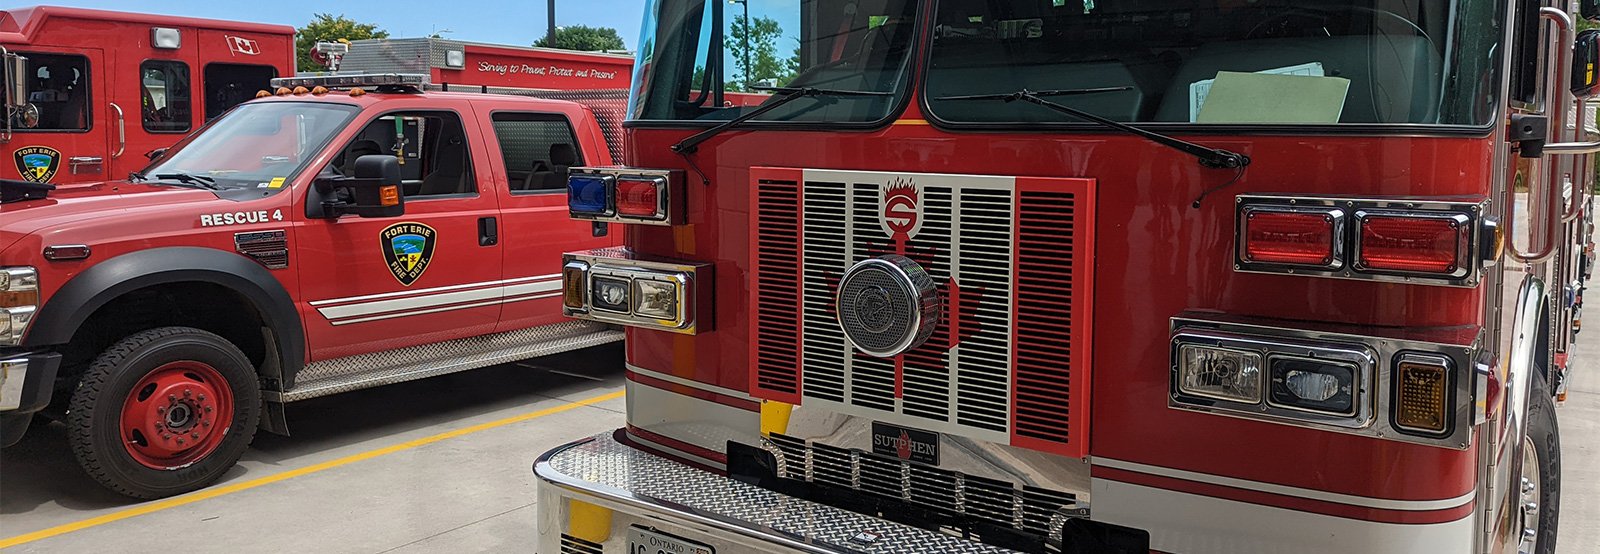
[
  {"x1": 1, "y1": 6, "x2": 294, "y2": 185},
  {"x1": 0, "y1": 73, "x2": 621, "y2": 498},
  {"x1": 535, "y1": 1, "x2": 1595, "y2": 553}
]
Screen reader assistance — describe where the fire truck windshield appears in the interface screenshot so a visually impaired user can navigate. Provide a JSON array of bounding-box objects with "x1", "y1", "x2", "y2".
[
  {"x1": 136, "y1": 101, "x2": 359, "y2": 189},
  {"x1": 630, "y1": 0, "x2": 917, "y2": 123},
  {"x1": 925, "y1": 0, "x2": 1504, "y2": 129}
]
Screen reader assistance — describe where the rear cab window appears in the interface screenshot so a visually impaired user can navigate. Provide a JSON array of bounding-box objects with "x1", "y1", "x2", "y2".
[{"x1": 490, "y1": 112, "x2": 584, "y2": 194}]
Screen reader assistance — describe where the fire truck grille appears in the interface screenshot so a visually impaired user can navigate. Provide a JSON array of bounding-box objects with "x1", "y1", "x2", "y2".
[
  {"x1": 750, "y1": 168, "x2": 1093, "y2": 458},
  {"x1": 557, "y1": 534, "x2": 604, "y2": 554},
  {"x1": 767, "y1": 434, "x2": 1076, "y2": 536}
]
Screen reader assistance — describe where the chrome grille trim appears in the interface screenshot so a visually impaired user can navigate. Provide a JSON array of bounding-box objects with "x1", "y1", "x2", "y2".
[
  {"x1": 765, "y1": 434, "x2": 1077, "y2": 537},
  {"x1": 798, "y1": 171, "x2": 1017, "y2": 444}
]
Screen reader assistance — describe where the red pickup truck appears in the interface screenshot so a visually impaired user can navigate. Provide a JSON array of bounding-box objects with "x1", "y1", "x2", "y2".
[{"x1": 0, "y1": 74, "x2": 620, "y2": 498}]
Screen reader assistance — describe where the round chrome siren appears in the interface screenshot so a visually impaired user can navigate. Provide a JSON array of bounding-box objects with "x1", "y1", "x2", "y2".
[{"x1": 835, "y1": 255, "x2": 941, "y2": 357}]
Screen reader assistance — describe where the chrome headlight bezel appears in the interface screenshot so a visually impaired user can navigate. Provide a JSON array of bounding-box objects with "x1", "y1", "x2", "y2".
[
  {"x1": 0, "y1": 267, "x2": 41, "y2": 346},
  {"x1": 561, "y1": 248, "x2": 711, "y2": 334}
]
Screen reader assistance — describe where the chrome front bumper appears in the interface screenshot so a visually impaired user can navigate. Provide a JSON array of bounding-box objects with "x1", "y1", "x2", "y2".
[{"x1": 535, "y1": 431, "x2": 1020, "y2": 553}]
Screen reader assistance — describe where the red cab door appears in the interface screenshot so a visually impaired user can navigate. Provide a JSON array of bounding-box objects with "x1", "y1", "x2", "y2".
[
  {"x1": 3, "y1": 47, "x2": 111, "y2": 184},
  {"x1": 295, "y1": 106, "x2": 504, "y2": 360},
  {"x1": 479, "y1": 108, "x2": 615, "y2": 332}
]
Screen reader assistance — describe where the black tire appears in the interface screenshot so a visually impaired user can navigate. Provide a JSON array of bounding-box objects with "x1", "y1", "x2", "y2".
[
  {"x1": 1523, "y1": 374, "x2": 1560, "y2": 554},
  {"x1": 67, "y1": 327, "x2": 261, "y2": 499}
]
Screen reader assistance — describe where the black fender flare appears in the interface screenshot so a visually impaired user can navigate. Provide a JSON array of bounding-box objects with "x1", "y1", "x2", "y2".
[{"x1": 23, "y1": 247, "x2": 305, "y2": 388}]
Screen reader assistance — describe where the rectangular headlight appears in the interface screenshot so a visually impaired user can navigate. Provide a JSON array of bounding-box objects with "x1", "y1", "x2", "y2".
[
  {"x1": 1177, "y1": 344, "x2": 1262, "y2": 403},
  {"x1": 590, "y1": 276, "x2": 631, "y2": 313},
  {"x1": 632, "y1": 278, "x2": 680, "y2": 320},
  {"x1": 1268, "y1": 356, "x2": 1358, "y2": 416}
]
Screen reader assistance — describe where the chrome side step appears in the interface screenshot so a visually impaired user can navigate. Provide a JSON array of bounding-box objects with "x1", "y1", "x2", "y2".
[
  {"x1": 536, "y1": 432, "x2": 1021, "y2": 553},
  {"x1": 268, "y1": 321, "x2": 621, "y2": 403}
]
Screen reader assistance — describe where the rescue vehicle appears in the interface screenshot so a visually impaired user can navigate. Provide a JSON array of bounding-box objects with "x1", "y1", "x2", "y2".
[
  {"x1": 0, "y1": 73, "x2": 622, "y2": 499},
  {"x1": 534, "y1": 1, "x2": 1597, "y2": 553},
  {"x1": 1, "y1": 6, "x2": 294, "y2": 185}
]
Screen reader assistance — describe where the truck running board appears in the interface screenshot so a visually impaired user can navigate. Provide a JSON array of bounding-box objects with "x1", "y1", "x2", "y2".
[
  {"x1": 267, "y1": 321, "x2": 622, "y2": 403},
  {"x1": 537, "y1": 431, "x2": 1023, "y2": 554}
]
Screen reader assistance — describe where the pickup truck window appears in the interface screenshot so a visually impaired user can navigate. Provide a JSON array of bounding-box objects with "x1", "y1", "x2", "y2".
[
  {"x1": 333, "y1": 111, "x2": 476, "y2": 198},
  {"x1": 140, "y1": 60, "x2": 192, "y2": 133},
  {"x1": 1, "y1": 52, "x2": 91, "y2": 131},
  {"x1": 491, "y1": 112, "x2": 584, "y2": 193},
  {"x1": 140, "y1": 101, "x2": 357, "y2": 189}
]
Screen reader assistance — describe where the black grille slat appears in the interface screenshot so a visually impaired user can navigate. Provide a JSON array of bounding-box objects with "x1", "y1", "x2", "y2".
[
  {"x1": 753, "y1": 179, "x2": 805, "y2": 400},
  {"x1": 1013, "y1": 190, "x2": 1078, "y2": 446},
  {"x1": 559, "y1": 534, "x2": 604, "y2": 554}
]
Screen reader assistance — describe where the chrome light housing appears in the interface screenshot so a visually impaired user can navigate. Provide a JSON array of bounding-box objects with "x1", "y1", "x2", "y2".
[
  {"x1": 0, "y1": 267, "x2": 40, "y2": 346},
  {"x1": 562, "y1": 248, "x2": 711, "y2": 334}
]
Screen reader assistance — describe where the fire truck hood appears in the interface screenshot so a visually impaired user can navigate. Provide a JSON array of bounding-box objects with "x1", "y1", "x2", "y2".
[{"x1": 0, "y1": 181, "x2": 221, "y2": 254}]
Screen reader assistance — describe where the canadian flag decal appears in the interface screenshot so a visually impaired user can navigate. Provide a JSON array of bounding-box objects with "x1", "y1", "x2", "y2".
[{"x1": 226, "y1": 35, "x2": 260, "y2": 56}]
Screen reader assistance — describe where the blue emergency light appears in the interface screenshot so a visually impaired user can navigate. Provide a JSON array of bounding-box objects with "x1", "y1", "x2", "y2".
[{"x1": 568, "y1": 173, "x2": 615, "y2": 216}]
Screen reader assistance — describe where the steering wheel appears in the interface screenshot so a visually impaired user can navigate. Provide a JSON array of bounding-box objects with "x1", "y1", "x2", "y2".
[
  {"x1": 1246, "y1": 6, "x2": 1440, "y2": 123},
  {"x1": 1247, "y1": 6, "x2": 1433, "y2": 46}
]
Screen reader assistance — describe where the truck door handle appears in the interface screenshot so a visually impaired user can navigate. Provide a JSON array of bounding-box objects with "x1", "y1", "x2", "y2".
[
  {"x1": 107, "y1": 102, "x2": 126, "y2": 158},
  {"x1": 478, "y1": 216, "x2": 498, "y2": 246},
  {"x1": 68, "y1": 156, "x2": 103, "y2": 174}
]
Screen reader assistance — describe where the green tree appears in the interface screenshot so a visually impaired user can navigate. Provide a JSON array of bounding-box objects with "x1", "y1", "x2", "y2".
[
  {"x1": 726, "y1": 16, "x2": 791, "y2": 91},
  {"x1": 535, "y1": 25, "x2": 626, "y2": 51},
  {"x1": 296, "y1": 14, "x2": 389, "y2": 72}
]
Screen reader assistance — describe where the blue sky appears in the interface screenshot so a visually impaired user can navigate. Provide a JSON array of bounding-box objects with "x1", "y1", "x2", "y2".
[{"x1": 54, "y1": 0, "x2": 654, "y2": 48}]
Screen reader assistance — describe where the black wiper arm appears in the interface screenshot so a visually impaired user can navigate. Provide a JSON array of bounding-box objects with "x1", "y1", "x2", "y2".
[
  {"x1": 671, "y1": 87, "x2": 889, "y2": 155},
  {"x1": 748, "y1": 85, "x2": 894, "y2": 97},
  {"x1": 934, "y1": 89, "x2": 1250, "y2": 170},
  {"x1": 148, "y1": 172, "x2": 222, "y2": 190}
]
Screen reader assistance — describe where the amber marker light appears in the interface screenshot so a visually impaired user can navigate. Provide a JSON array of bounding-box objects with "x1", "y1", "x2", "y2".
[{"x1": 1394, "y1": 354, "x2": 1452, "y2": 435}]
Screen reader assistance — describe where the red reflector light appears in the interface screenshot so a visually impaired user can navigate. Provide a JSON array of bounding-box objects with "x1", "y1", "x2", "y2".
[
  {"x1": 1243, "y1": 209, "x2": 1338, "y2": 266},
  {"x1": 616, "y1": 178, "x2": 664, "y2": 219},
  {"x1": 1358, "y1": 214, "x2": 1464, "y2": 274}
]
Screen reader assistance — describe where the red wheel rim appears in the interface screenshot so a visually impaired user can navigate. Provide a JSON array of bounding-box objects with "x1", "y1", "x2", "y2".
[{"x1": 118, "y1": 361, "x2": 234, "y2": 470}]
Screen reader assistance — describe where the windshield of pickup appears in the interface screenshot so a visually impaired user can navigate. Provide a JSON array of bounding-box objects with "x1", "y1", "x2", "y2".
[
  {"x1": 631, "y1": 0, "x2": 917, "y2": 123},
  {"x1": 140, "y1": 101, "x2": 360, "y2": 188},
  {"x1": 925, "y1": 0, "x2": 1504, "y2": 128}
]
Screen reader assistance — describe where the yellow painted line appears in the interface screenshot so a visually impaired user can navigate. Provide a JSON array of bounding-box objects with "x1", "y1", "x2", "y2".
[{"x1": 0, "y1": 390, "x2": 626, "y2": 550}]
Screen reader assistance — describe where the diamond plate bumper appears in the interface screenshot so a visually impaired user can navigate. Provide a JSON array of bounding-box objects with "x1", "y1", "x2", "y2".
[{"x1": 535, "y1": 431, "x2": 1022, "y2": 554}]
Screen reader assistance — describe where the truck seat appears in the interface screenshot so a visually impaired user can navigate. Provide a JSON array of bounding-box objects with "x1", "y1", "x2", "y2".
[
  {"x1": 525, "y1": 143, "x2": 577, "y2": 191},
  {"x1": 418, "y1": 133, "x2": 471, "y2": 196},
  {"x1": 1152, "y1": 35, "x2": 1442, "y2": 124}
]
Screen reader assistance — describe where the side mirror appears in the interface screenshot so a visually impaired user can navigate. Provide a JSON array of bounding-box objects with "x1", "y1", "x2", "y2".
[
  {"x1": 313, "y1": 154, "x2": 404, "y2": 218},
  {"x1": 1574, "y1": 29, "x2": 1600, "y2": 98},
  {"x1": 4, "y1": 53, "x2": 27, "y2": 110},
  {"x1": 1583, "y1": 0, "x2": 1600, "y2": 22},
  {"x1": 145, "y1": 147, "x2": 169, "y2": 161}
]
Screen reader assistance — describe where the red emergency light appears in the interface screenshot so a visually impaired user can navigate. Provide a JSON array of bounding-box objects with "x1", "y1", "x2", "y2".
[
  {"x1": 1355, "y1": 212, "x2": 1468, "y2": 274},
  {"x1": 616, "y1": 177, "x2": 666, "y2": 219},
  {"x1": 1240, "y1": 207, "x2": 1343, "y2": 268}
]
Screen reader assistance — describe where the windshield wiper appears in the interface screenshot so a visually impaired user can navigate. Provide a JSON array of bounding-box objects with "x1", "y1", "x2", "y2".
[
  {"x1": 671, "y1": 86, "x2": 893, "y2": 155},
  {"x1": 934, "y1": 88, "x2": 1250, "y2": 170},
  {"x1": 141, "y1": 172, "x2": 222, "y2": 190}
]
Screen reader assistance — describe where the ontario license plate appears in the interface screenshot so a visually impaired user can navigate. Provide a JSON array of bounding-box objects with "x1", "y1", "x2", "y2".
[{"x1": 628, "y1": 527, "x2": 714, "y2": 554}]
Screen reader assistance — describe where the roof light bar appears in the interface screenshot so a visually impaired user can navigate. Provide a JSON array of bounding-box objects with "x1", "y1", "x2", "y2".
[{"x1": 269, "y1": 73, "x2": 427, "y2": 91}]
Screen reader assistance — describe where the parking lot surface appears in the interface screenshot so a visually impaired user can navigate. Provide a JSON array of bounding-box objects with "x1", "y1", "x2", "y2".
[{"x1": 1, "y1": 330, "x2": 1598, "y2": 552}]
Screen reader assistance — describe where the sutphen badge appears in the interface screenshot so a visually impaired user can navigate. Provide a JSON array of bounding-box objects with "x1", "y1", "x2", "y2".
[
  {"x1": 879, "y1": 177, "x2": 922, "y2": 241},
  {"x1": 12, "y1": 146, "x2": 61, "y2": 183},
  {"x1": 380, "y1": 222, "x2": 437, "y2": 286}
]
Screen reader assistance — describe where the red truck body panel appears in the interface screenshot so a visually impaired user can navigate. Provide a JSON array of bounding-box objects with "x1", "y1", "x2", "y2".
[{"x1": 1, "y1": 6, "x2": 295, "y2": 184}]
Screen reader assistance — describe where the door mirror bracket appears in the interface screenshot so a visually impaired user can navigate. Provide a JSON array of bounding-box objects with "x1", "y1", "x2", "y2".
[{"x1": 311, "y1": 154, "x2": 405, "y2": 219}]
